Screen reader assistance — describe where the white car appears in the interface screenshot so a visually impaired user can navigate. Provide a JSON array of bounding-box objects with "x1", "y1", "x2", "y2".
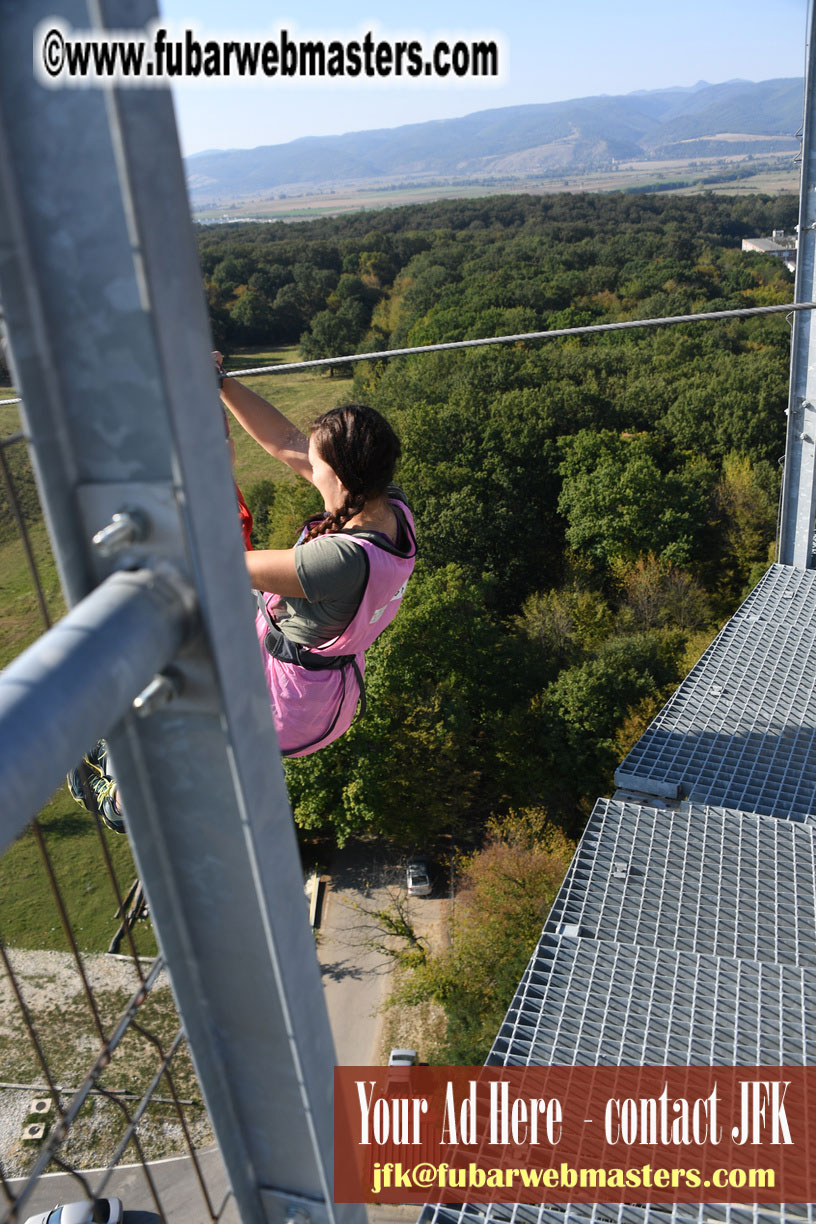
[
  {"x1": 386, "y1": 1048, "x2": 418, "y2": 1090},
  {"x1": 24, "y1": 1199, "x2": 123, "y2": 1224},
  {"x1": 388, "y1": 1048, "x2": 418, "y2": 1067},
  {"x1": 406, "y1": 857, "x2": 432, "y2": 897}
]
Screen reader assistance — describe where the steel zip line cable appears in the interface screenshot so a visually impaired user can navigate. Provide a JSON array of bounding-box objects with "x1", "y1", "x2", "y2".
[
  {"x1": 224, "y1": 298, "x2": 815, "y2": 376},
  {"x1": 0, "y1": 298, "x2": 811, "y2": 405}
]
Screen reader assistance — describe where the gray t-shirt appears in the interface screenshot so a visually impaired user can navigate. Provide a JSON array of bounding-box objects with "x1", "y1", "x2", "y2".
[{"x1": 272, "y1": 489, "x2": 412, "y2": 648}]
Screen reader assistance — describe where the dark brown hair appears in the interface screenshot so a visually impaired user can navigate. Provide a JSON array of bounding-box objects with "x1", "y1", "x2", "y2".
[{"x1": 305, "y1": 403, "x2": 401, "y2": 540}]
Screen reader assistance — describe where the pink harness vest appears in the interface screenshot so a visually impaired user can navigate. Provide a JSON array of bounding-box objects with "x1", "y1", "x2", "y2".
[{"x1": 256, "y1": 500, "x2": 417, "y2": 757}]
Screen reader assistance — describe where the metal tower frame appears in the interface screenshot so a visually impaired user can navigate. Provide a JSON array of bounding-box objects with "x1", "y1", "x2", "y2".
[
  {"x1": 779, "y1": 0, "x2": 816, "y2": 566},
  {"x1": 0, "y1": 4, "x2": 361, "y2": 1223}
]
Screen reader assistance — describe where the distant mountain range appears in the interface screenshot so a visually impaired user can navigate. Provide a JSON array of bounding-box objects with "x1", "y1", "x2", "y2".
[{"x1": 185, "y1": 78, "x2": 803, "y2": 205}]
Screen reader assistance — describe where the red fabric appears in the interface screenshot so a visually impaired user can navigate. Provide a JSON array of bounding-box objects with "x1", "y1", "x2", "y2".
[{"x1": 235, "y1": 483, "x2": 253, "y2": 550}]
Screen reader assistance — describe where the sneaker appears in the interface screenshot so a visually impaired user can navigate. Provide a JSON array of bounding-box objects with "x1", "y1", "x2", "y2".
[{"x1": 66, "y1": 740, "x2": 125, "y2": 834}]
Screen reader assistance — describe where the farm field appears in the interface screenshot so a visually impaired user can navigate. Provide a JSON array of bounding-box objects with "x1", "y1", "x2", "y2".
[{"x1": 193, "y1": 156, "x2": 799, "y2": 224}]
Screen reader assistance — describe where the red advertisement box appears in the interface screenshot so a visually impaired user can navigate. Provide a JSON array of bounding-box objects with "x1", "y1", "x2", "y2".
[{"x1": 334, "y1": 1065, "x2": 816, "y2": 1203}]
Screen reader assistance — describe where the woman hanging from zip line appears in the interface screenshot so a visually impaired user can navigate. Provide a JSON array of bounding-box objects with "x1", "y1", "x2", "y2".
[{"x1": 67, "y1": 353, "x2": 417, "y2": 832}]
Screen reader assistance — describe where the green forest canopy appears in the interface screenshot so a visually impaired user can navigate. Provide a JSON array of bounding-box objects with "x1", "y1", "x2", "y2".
[{"x1": 198, "y1": 191, "x2": 795, "y2": 848}]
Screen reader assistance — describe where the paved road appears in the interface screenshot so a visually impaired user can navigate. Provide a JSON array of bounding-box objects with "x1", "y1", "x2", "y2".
[
  {"x1": 4, "y1": 1145, "x2": 238, "y2": 1223},
  {"x1": 315, "y1": 844, "x2": 446, "y2": 1067},
  {"x1": 315, "y1": 844, "x2": 400, "y2": 1066}
]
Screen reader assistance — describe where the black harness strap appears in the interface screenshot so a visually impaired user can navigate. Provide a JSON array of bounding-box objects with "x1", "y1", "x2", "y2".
[
  {"x1": 256, "y1": 591, "x2": 353, "y2": 670},
  {"x1": 254, "y1": 591, "x2": 367, "y2": 755}
]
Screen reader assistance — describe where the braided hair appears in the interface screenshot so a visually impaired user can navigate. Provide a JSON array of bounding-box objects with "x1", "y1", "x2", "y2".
[{"x1": 304, "y1": 403, "x2": 401, "y2": 541}]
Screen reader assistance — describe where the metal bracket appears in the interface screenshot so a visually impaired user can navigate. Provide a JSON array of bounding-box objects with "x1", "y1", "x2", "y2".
[{"x1": 260, "y1": 1187, "x2": 337, "y2": 1224}]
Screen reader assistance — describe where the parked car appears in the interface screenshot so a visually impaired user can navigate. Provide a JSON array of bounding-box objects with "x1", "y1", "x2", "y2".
[
  {"x1": 24, "y1": 1198, "x2": 123, "y2": 1224},
  {"x1": 387, "y1": 1048, "x2": 418, "y2": 1067},
  {"x1": 386, "y1": 1047, "x2": 418, "y2": 1090},
  {"x1": 406, "y1": 856, "x2": 432, "y2": 897}
]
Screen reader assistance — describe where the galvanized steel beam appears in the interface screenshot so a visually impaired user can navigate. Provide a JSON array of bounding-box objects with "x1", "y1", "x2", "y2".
[
  {"x1": 0, "y1": 3, "x2": 359, "y2": 1222},
  {"x1": 779, "y1": 0, "x2": 816, "y2": 567}
]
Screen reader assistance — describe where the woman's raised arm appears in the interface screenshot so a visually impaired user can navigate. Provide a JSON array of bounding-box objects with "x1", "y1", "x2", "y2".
[{"x1": 216, "y1": 353, "x2": 314, "y2": 483}]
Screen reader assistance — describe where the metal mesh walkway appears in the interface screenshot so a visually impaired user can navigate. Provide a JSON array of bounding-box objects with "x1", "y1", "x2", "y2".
[
  {"x1": 421, "y1": 565, "x2": 816, "y2": 1224},
  {"x1": 545, "y1": 799, "x2": 816, "y2": 966},
  {"x1": 615, "y1": 565, "x2": 816, "y2": 820},
  {"x1": 487, "y1": 936, "x2": 816, "y2": 1067},
  {"x1": 421, "y1": 1199, "x2": 813, "y2": 1224}
]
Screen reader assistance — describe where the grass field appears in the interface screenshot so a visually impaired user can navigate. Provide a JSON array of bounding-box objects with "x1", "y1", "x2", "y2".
[
  {"x1": 0, "y1": 346, "x2": 348, "y2": 954},
  {"x1": 0, "y1": 523, "x2": 65, "y2": 670},
  {"x1": 0, "y1": 386, "x2": 21, "y2": 439},
  {"x1": 0, "y1": 796, "x2": 156, "y2": 956}
]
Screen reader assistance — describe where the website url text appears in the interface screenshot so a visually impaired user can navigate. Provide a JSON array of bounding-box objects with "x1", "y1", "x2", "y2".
[{"x1": 35, "y1": 22, "x2": 503, "y2": 87}]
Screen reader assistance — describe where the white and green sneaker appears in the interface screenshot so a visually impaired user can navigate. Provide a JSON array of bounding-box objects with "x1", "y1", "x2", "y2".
[{"x1": 66, "y1": 740, "x2": 125, "y2": 834}]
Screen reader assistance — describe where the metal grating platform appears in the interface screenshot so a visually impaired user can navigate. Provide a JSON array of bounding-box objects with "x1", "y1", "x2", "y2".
[
  {"x1": 417, "y1": 582, "x2": 816, "y2": 1224},
  {"x1": 420, "y1": 1201, "x2": 813, "y2": 1224},
  {"x1": 544, "y1": 799, "x2": 816, "y2": 966},
  {"x1": 614, "y1": 566, "x2": 816, "y2": 821},
  {"x1": 416, "y1": 566, "x2": 816, "y2": 1219},
  {"x1": 486, "y1": 936, "x2": 816, "y2": 1067}
]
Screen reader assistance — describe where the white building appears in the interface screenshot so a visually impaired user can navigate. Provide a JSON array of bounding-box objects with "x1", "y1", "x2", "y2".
[{"x1": 742, "y1": 228, "x2": 797, "y2": 272}]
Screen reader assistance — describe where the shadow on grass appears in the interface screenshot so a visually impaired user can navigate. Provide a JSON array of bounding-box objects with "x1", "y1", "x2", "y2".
[
  {"x1": 41, "y1": 810, "x2": 99, "y2": 840},
  {"x1": 223, "y1": 346, "x2": 295, "y2": 371}
]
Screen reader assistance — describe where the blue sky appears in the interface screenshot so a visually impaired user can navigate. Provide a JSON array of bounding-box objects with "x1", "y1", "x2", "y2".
[{"x1": 160, "y1": 0, "x2": 810, "y2": 156}]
